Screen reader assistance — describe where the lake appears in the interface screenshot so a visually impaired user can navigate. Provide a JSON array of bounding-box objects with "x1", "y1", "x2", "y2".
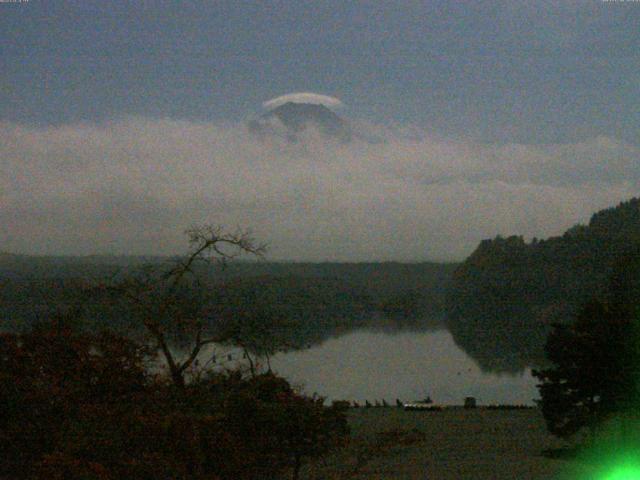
[{"x1": 211, "y1": 327, "x2": 540, "y2": 406}]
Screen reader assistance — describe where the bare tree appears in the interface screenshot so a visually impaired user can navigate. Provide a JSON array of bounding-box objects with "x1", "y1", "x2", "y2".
[{"x1": 104, "y1": 225, "x2": 266, "y2": 388}]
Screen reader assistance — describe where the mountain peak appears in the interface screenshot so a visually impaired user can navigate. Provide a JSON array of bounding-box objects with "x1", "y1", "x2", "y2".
[{"x1": 248, "y1": 102, "x2": 351, "y2": 141}]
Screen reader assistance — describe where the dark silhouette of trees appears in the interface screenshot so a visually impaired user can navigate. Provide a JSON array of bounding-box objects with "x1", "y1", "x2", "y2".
[
  {"x1": 447, "y1": 197, "x2": 640, "y2": 373},
  {"x1": 533, "y1": 252, "x2": 640, "y2": 439},
  {"x1": 1, "y1": 255, "x2": 454, "y2": 355},
  {"x1": 1, "y1": 226, "x2": 356, "y2": 479},
  {"x1": 0, "y1": 319, "x2": 153, "y2": 478},
  {"x1": 102, "y1": 225, "x2": 266, "y2": 388},
  {"x1": 0, "y1": 319, "x2": 349, "y2": 479}
]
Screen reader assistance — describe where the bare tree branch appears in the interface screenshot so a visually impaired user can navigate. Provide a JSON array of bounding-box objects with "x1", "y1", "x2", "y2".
[{"x1": 106, "y1": 224, "x2": 266, "y2": 388}]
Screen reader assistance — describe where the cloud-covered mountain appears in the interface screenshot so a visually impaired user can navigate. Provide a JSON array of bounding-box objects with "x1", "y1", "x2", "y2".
[{"x1": 249, "y1": 102, "x2": 351, "y2": 141}]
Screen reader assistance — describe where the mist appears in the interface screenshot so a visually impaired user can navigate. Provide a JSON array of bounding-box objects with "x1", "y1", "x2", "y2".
[{"x1": 3, "y1": 118, "x2": 638, "y2": 261}]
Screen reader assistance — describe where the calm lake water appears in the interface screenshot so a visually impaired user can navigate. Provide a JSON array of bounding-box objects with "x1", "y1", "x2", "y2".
[{"x1": 211, "y1": 328, "x2": 540, "y2": 406}]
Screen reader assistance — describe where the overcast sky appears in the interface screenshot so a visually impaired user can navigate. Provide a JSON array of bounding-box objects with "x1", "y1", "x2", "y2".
[{"x1": 2, "y1": 1, "x2": 639, "y2": 261}]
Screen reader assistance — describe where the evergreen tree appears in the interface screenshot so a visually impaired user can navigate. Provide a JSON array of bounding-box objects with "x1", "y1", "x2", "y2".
[{"x1": 533, "y1": 253, "x2": 640, "y2": 439}]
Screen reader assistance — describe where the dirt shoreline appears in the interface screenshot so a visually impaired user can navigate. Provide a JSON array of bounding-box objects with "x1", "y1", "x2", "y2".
[{"x1": 304, "y1": 407, "x2": 593, "y2": 479}]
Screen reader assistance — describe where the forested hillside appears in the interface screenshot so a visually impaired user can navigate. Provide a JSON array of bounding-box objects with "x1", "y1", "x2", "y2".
[
  {"x1": 446, "y1": 198, "x2": 640, "y2": 373},
  {"x1": 0, "y1": 258, "x2": 455, "y2": 349}
]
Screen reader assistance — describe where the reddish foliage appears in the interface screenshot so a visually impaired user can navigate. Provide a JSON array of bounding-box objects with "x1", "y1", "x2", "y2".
[{"x1": 0, "y1": 322, "x2": 348, "y2": 479}]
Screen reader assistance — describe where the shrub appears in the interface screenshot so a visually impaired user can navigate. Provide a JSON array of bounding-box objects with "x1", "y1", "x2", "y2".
[{"x1": 0, "y1": 322, "x2": 349, "y2": 479}]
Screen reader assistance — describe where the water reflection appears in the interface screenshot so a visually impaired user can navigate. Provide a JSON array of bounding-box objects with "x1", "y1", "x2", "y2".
[{"x1": 214, "y1": 329, "x2": 539, "y2": 406}]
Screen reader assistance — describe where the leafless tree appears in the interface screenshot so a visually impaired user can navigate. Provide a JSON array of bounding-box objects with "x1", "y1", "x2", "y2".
[{"x1": 104, "y1": 225, "x2": 266, "y2": 388}]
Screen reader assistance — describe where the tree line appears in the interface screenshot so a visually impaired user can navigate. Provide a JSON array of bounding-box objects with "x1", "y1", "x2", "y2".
[{"x1": 446, "y1": 197, "x2": 640, "y2": 373}]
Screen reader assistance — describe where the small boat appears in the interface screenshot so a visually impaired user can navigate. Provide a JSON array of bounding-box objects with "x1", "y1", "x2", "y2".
[
  {"x1": 402, "y1": 397, "x2": 442, "y2": 411},
  {"x1": 402, "y1": 402, "x2": 443, "y2": 411}
]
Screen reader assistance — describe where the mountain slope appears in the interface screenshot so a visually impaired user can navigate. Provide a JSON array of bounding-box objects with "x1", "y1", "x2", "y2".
[
  {"x1": 445, "y1": 197, "x2": 640, "y2": 373},
  {"x1": 248, "y1": 102, "x2": 351, "y2": 141}
]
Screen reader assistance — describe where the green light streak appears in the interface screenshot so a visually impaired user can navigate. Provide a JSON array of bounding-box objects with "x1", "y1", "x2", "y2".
[
  {"x1": 561, "y1": 412, "x2": 640, "y2": 480},
  {"x1": 603, "y1": 462, "x2": 640, "y2": 480}
]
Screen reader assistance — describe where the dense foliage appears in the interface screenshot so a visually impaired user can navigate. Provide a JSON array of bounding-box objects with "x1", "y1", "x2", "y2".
[
  {"x1": 0, "y1": 321, "x2": 349, "y2": 480},
  {"x1": 533, "y1": 252, "x2": 640, "y2": 439},
  {"x1": 446, "y1": 197, "x2": 640, "y2": 372}
]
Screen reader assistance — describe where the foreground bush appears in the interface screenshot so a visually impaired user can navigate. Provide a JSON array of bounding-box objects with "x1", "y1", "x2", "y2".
[
  {"x1": 533, "y1": 252, "x2": 640, "y2": 441},
  {"x1": 0, "y1": 322, "x2": 349, "y2": 479}
]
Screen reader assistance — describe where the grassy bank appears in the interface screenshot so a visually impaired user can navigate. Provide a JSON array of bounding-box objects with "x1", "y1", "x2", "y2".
[{"x1": 303, "y1": 407, "x2": 594, "y2": 479}]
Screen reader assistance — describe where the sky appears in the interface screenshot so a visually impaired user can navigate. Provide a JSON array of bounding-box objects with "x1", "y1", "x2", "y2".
[{"x1": 2, "y1": 0, "x2": 640, "y2": 261}]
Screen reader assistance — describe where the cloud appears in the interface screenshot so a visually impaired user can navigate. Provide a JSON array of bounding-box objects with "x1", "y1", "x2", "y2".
[
  {"x1": 262, "y1": 92, "x2": 344, "y2": 110},
  {"x1": 1, "y1": 118, "x2": 639, "y2": 260}
]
